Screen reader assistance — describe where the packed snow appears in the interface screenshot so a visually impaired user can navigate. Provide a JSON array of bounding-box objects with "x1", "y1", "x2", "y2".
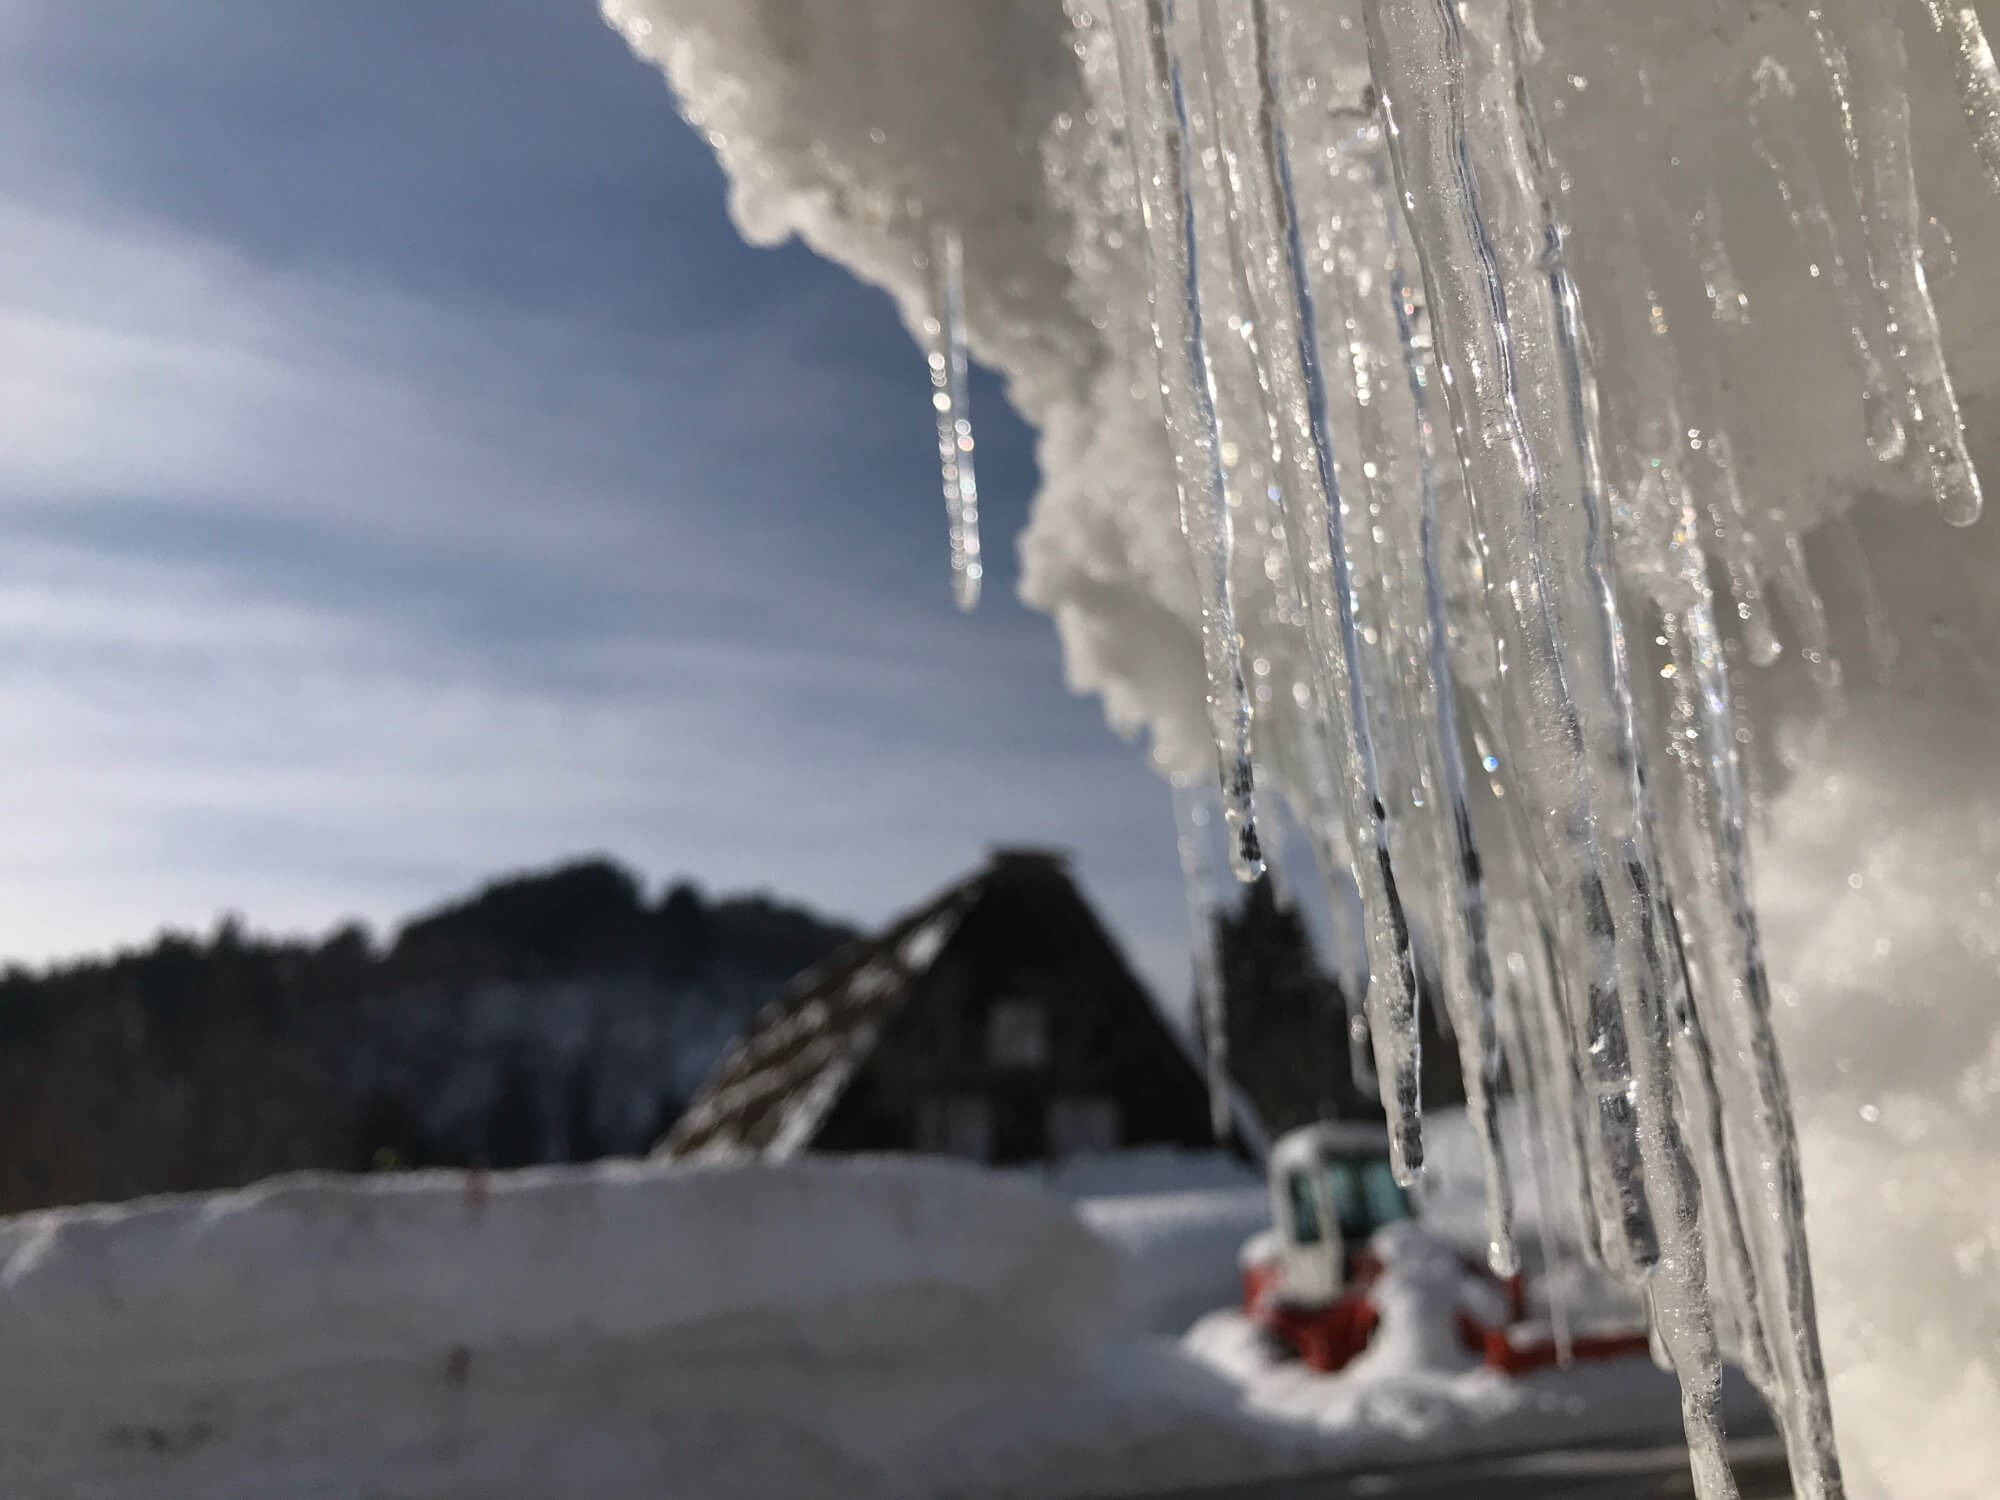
[
  {"x1": 0, "y1": 1135, "x2": 1749, "y2": 1499},
  {"x1": 1079, "y1": 1183, "x2": 1270, "y2": 1335},
  {"x1": 0, "y1": 1157, "x2": 1142, "y2": 1500},
  {"x1": 600, "y1": 2, "x2": 2000, "y2": 1494},
  {"x1": 1186, "y1": 1226, "x2": 1768, "y2": 1470}
]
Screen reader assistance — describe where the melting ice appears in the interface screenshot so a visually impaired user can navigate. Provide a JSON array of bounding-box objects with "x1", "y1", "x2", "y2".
[{"x1": 604, "y1": 1, "x2": 2000, "y2": 1495}]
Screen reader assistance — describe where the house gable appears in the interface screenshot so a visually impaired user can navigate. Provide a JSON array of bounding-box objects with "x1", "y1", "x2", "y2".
[
  {"x1": 661, "y1": 849, "x2": 1256, "y2": 1166},
  {"x1": 807, "y1": 853, "x2": 1248, "y2": 1164}
]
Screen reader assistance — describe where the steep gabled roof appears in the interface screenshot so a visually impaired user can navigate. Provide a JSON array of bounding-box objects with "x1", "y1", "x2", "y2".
[
  {"x1": 660, "y1": 848, "x2": 1268, "y2": 1164},
  {"x1": 657, "y1": 862, "x2": 988, "y2": 1161}
]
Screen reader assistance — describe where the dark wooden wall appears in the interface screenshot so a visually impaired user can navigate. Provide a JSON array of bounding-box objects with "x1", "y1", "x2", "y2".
[{"x1": 813, "y1": 859, "x2": 1234, "y2": 1164}]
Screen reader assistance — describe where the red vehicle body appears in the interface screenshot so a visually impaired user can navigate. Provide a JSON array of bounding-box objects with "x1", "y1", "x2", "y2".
[{"x1": 1242, "y1": 1123, "x2": 1651, "y2": 1375}]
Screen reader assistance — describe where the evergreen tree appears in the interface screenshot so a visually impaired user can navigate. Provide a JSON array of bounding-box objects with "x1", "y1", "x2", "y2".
[{"x1": 1212, "y1": 876, "x2": 1465, "y2": 1137}]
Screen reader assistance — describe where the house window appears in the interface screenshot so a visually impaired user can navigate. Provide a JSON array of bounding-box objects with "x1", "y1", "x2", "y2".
[
  {"x1": 914, "y1": 1095, "x2": 995, "y2": 1161},
  {"x1": 986, "y1": 1000, "x2": 1049, "y2": 1069},
  {"x1": 1046, "y1": 1095, "x2": 1121, "y2": 1157}
]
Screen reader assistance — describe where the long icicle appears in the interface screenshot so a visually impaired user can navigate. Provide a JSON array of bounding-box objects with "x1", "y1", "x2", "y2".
[
  {"x1": 1174, "y1": 775, "x2": 1235, "y2": 1139},
  {"x1": 1491, "y1": 911, "x2": 1574, "y2": 1365},
  {"x1": 1106, "y1": 0, "x2": 1266, "y2": 881},
  {"x1": 1534, "y1": 910, "x2": 1607, "y2": 1269},
  {"x1": 924, "y1": 225, "x2": 983, "y2": 611},
  {"x1": 1178, "y1": 25, "x2": 1376, "y2": 1105},
  {"x1": 1746, "y1": 58, "x2": 1907, "y2": 466},
  {"x1": 1365, "y1": 2, "x2": 1735, "y2": 1491},
  {"x1": 1200, "y1": 0, "x2": 1425, "y2": 1182},
  {"x1": 1808, "y1": 0, "x2": 1984, "y2": 527},
  {"x1": 1366, "y1": 0, "x2": 1659, "y2": 1283},
  {"x1": 1481, "y1": 9, "x2": 1662, "y2": 1293},
  {"x1": 1611, "y1": 207, "x2": 1845, "y2": 1500},
  {"x1": 1651, "y1": 410, "x2": 1845, "y2": 1500},
  {"x1": 1610, "y1": 261, "x2": 1798, "y2": 1413},
  {"x1": 1667, "y1": 590, "x2": 1842, "y2": 1499},
  {"x1": 1659, "y1": 841, "x2": 1780, "y2": 1396},
  {"x1": 1374, "y1": 136, "x2": 1516, "y2": 1270},
  {"x1": 1916, "y1": 0, "x2": 2000, "y2": 195}
]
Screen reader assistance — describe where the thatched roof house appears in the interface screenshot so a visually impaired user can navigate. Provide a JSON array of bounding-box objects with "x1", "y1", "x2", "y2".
[{"x1": 660, "y1": 849, "x2": 1263, "y2": 1165}]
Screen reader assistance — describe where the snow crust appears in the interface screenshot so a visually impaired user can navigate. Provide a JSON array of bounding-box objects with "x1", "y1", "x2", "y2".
[
  {"x1": 598, "y1": 3, "x2": 2000, "y2": 1491},
  {"x1": 0, "y1": 1157, "x2": 1141, "y2": 1498},
  {"x1": 1078, "y1": 1183, "x2": 1269, "y2": 1334},
  {"x1": 0, "y1": 1152, "x2": 1712, "y2": 1498},
  {"x1": 1754, "y1": 686, "x2": 2000, "y2": 1499},
  {"x1": 1011, "y1": 1145, "x2": 1259, "y2": 1201},
  {"x1": 1183, "y1": 1233, "x2": 1767, "y2": 1469}
]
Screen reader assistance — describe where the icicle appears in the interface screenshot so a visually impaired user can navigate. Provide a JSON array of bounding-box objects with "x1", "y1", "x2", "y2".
[
  {"x1": 1603, "y1": 169, "x2": 1848, "y2": 1500},
  {"x1": 1620, "y1": 249, "x2": 1783, "y2": 672},
  {"x1": 1689, "y1": 194, "x2": 1751, "y2": 326},
  {"x1": 1829, "y1": 513, "x2": 1900, "y2": 683},
  {"x1": 1294, "y1": 728, "x2": 1380, "y2": 1095},
  {"x1": 1672, "y1": 670, "x2": 1843, "y2": 1497},
  {"x1": 1917, "y1": 1, "x2": 2000, "y2": 195},
  {"x1": 1365, "y1": 0, "x2": 1654, "y2": 1270},
  {"x1": 1198, "y1": 0, "x2": 1425, "y2": 1183},
  {"x1": 1377, "y1": 137, "x2": 1516, "y2": 1271},
  {"x1": 1493, "y1": 927, "x2": 1574, "y2": 1365},
  {"x1": 1532, "y1": 911, "x2": 1608, "y2": 1270},
  {"x1": 1628, "y1": 414, "x2": 1784, "y2": 1391},
  {"x1": 1623, "y1": 282, "x2": 1843, "y2": 1492},
  {"x1": 1921, "y1": 209, "x2": 1960, "y2": 285},
  {"x1": 1768, "y1": 526, "x2": 1843, "y2": 703},
  {"x1": 1704, "y1": 431, "x2": 1783, "y2": 670},
  {"x1": 1365, "y1": 4, "x2": 1734, "y2": 1491},
  {"x1": 1747, "y1": 58, "x2": 1907, "y2": 466},
  {"x1": 1658, "y1": 880, "x2": 1778, "y2": 1397},
  {"x1": 1332, "y1": 862, "x2": 1381, "y2": 1096},
  {"x1": 924, "y1": 225, "x2": 983, "y2": 611},
  {"x1": 1808, "y1": 0, "x2": 1984, "y2": 526},
  {"x1": 1655, "y1": 575, "x2": 1847, "y2": 1500},
  {"x1": 1106, "y1": 0, "x2": 1266, "y2": 881},
  {"x1": 1174, "y1": 775, "x2": 1235, "y2": 1140}
]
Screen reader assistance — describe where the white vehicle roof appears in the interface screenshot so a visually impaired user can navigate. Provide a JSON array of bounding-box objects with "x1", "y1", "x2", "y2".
[{"x1": 1268, "y1": 1120, "x2": 1396, "y2": 1173}]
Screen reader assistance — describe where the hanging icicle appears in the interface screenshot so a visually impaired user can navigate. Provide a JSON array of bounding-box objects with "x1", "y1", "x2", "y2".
[
  {"x1": 1490, "y1": 911, "x2": 1579, "y2": 1366},
  {"x1": 1917, "y1": 0, "x2": 2000, "y2": 196},
  {"x1": 1808, "y1": 0, "x2": 1984, "y2": 527},
  {"x1": 1747, "y1": 57, "x2": 1908, "y2": 467},
  {"x1": 632, "y1": 0, "x2": 2000, "y2": 1491},
  {"x1": 1363, "y1": 1, "x2": 1734, "y2": 1490},
  {"x1": 923, "y1": 225, "x2": 983, "y2": 611},
  {"x1": 1195, "y1": 0, "x2": 1426, "y2": 1183},
  {"x1": 1106, "y1": 0, "x2": 1267, "y2": 883},
  {"x1": 1174, "y1": 774, "x2": 1236, "y2": 1141}
]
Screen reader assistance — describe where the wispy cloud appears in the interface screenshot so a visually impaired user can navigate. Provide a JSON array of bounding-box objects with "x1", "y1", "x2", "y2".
[{"x1": 0, "y1": 0, "x2": 1193, "y2": 1004}]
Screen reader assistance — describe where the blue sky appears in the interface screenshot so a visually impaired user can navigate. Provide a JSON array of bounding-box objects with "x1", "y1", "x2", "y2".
[{"x1": 0, "y1": 0, "x2": 1197, "y2": 1000}]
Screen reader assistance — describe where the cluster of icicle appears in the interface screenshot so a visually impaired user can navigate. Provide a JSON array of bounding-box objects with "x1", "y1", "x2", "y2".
[{"x1": 910, "y1": 3, "x2": 2000, "y2": 1498}]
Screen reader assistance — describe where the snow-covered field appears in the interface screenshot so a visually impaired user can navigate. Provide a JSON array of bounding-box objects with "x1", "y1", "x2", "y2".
[{"x1": 0, "y1": 1120, "x2": 1743, "y2": 1499}]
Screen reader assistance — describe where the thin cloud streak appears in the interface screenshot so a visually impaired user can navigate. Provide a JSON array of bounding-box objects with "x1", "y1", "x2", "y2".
[{"x1": 0, "y1": 1, "x2": 1197, "y2": 1006}]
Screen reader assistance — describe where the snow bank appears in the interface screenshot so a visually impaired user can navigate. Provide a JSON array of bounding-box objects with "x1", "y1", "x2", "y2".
[
  {"x1": 0, "y1": 1156, "x2": 1117, "y2": 1379},
  {"x1": 1010, "y1": 1145, "x2": 1259, "y2": 1201},
  {"x1": 0, "y1": 1157, "x2": 1133, "y2": 1499},
  {"x1": 1010, "y1": 1147, "x2": 1266, "y2": 1335},
  {"x1": 0, "y1": 1151, "x2": 1790, "y2": 1498},
  {"x1": 1078, "y1": 1184, "x2": 1269, "y2": 1334},
  {"x1": 1184, "y1": 1221, "x2": 1767, "y2": 1470},
  {"x1": 1755, "y1": 687, "x2": 2000, "y2": 1500}
]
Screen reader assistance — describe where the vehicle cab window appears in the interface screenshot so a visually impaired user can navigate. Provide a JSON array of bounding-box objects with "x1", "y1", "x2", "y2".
[{"x1": 1286, "y1": 1168, "x2": 1323, "y2": 1245}]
